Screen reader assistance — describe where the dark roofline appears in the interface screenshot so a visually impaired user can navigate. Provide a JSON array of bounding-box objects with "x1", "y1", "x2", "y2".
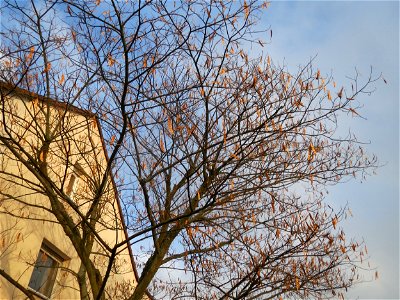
[
  {"x1": 0, "y1": 81, "x2": 95, "y2": 118},
  {"x1": 0, "y1": 81, "x2": 153, "y2": 299}
]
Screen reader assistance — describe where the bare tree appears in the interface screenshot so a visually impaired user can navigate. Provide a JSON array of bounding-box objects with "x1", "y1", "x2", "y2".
[{"x1": 0, "y1": 1, "x2": 378, "y2": 299}]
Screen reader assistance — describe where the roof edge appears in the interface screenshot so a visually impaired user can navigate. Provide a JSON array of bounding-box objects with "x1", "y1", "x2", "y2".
[{"x1": 0, "y1": 81, "x2": 95, "y2": 118}]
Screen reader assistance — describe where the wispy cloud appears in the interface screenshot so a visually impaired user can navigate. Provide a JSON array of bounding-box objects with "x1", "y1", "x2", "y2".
[{"x1": 259, "y1": 2, "x2": 399, "y2": 299}]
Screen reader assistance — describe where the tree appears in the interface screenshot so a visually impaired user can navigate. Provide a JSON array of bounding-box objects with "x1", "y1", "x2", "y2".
[{"x1": 0, "y1": 1, "x2": 378, "y2": 299}]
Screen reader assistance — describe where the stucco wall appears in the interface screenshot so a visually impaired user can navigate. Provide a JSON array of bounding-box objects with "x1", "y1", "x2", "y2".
[{"x1": 0, "y1": 91, "x2": 137, "y2": 299}]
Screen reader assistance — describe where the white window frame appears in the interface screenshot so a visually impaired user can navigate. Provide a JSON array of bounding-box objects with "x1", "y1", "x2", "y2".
[{"x1": 66, "y1": 162, "x2": 85, "y2": 199}]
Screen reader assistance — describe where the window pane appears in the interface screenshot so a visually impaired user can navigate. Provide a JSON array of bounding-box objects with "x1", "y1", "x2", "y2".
[
  {"x1": 66, "y1": 174, "x2": 77, "y2": 196},
  {"x1": 28, "y1": 249, "x2": 59, "y2": 298}
]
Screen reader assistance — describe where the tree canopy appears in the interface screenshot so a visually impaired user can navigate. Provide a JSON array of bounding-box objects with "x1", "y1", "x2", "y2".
[{"x1": 0, "y1": 1, "x2": 378, "y2": 299}]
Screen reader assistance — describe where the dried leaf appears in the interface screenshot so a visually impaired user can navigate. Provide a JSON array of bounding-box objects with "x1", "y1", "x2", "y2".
[
  {"x1": 160, "y1": 138, "x2": 165, "y2": 152},
  {"x1": 71, "y1": 30, "x2": 77, "y2": 43},
  {"x1": 332, "y1": 217, "x2": 338, "y2": 229},
  {"x1": 43, "y1": 62, "x2": 51, "y2": 73},
  {"x1": 256, "y1": 107, "x2": 261, "y2": 119},
  {"x1": 337, "y1": 87, "x2": 343, "y2": 99},
  {"x1": 27, "y1": 47, "x2": 35, "y2": 60},
  {"x1": 108, "y1": 55, "x2": 115, "y2": 67},
  {"x1": 110, "y1": 135, "x2": 116, "y2": 145},
  {"x1": 167, "y1": 117, "x2": 174, "y2": 135},
  {"x1": 295, "y1": 277, "x2": 300, "y2": 290},
  {"x1": 327, "y1": 90, "x2": 332, "y2": 101},
  {"x1": 59, "y1": 74, "x2": 65, "y2": 85},
  {"x1": 307, "y1": 142, "x2": 316, "y2": 162},
  {"x1": 230, "y1": 152, "x2": 239, "y2": 160},
  {"x1": 223, "y1": 130, "x2": 227, "y2": 145},
  {"x1": 205, "y1": 56, "x2": 211, "y2": 68},
  {"x1": 244, "y1": 0, "x2": 249, "y2": 18},
  {"x1": 349, "y1": 108, "x2": 360, "y2": 116}
]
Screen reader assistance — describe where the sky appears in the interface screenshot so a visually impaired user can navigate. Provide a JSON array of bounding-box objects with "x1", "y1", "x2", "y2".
[
  {"x1": 257, "y1": 1, "x2": 399, "y2": 299},
  {"x1": 0, "y1": 1, "x2": 398, "y2": 299}
]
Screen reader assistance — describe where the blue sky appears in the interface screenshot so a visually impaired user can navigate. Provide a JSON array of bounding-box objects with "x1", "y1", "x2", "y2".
[
  {"x1": 0, "y1": 1, "x2": 397, "y2": 298},
  {"x1": 257, "y1": 1, "x2": 399, "y2": 299}
]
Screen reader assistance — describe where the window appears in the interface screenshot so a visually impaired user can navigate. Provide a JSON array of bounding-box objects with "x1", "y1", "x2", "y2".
[
  {"x1": 28, "y1": 242, "x2": 67, "y2": 299},
  {"x1": 66, "y1": 173, "x2": 78, "y2": 197},
  {"x1": 66, "y1": 162, "x2": 84, "y2": 198}
]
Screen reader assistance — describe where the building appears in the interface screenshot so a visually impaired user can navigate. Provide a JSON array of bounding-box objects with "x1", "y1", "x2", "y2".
[{"x1": 0, "y1": 83, "x2": 144, "y2": 299}]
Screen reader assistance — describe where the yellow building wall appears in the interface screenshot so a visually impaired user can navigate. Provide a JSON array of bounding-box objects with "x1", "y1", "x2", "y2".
[{"x1": 0, "y1": 91, "x2": 137, "y2": 299}]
